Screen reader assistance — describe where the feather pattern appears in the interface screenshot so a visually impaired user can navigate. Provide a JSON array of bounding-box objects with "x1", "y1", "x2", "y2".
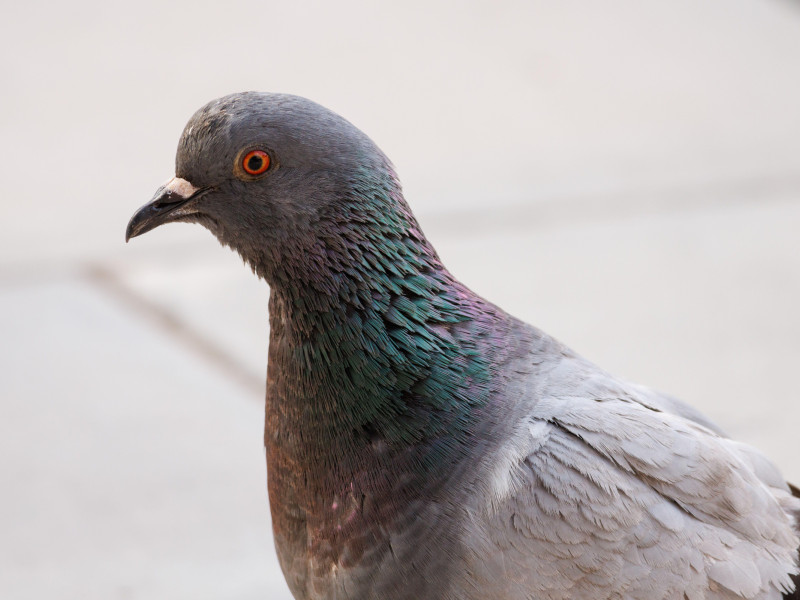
[{"x1": 460, "y1": 340, "x2": 800, "y2": 599}]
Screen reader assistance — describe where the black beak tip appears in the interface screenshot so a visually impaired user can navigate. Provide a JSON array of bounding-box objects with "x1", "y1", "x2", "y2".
[
  {"x1": 125, "y1": 209, "x2": 148, "y2": 243},
  {"x1": 126, "y1": 181, "x2": 205, "y2": 245},
  {"x1": 125, "y1": 190, "x2": 180, "y2": 243}
]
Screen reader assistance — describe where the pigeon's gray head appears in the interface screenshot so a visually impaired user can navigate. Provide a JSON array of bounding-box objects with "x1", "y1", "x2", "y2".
[{"x1": 126, "y1": 92, "x2": 406, "y2": 284}]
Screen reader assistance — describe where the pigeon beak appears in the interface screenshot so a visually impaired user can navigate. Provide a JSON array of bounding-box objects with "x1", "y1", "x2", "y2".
[{"x1": 126, "y1": 177, "x2": 209, "y2": 242}]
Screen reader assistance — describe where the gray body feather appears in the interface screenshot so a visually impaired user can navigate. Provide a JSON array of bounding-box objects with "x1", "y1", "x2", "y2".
[
  {"x1": 291, "y1": 320, "x2": 799, "y2": 600},
  {"x1": 455, "y1": 322, "x2": 799, "y2": 600}
]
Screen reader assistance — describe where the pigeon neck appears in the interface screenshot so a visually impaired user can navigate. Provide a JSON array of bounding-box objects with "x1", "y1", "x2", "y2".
[{"x1": 262, "y1": 191, "x2": 511, "y2": 493}]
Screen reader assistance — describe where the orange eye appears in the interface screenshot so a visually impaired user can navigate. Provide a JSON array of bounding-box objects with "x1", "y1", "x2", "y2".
[{"x1": 242, "y1": 150, "x2": 271, "y2": 175}]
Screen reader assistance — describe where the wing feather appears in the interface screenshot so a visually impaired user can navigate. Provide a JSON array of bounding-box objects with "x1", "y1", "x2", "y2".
[{"x1": 466, "y1": 389, "x2": 799, "y2": 600}]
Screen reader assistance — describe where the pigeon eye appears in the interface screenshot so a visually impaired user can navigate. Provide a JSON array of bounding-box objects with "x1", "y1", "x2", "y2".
[{"x1": 242, "y1": 150, "x2": 271, "y2": 176}]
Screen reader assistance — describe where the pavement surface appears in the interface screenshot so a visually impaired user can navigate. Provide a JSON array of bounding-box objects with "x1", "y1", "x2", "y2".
[{"x1": 1, "y1": 1, "x2": 799, "y2": 598}]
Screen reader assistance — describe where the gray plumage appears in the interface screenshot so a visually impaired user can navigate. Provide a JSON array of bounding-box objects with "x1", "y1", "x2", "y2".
[
  {"x1": 459, "y1": 328, "x2": 799, "y2": 600},
  {"x1": 126, "y1": 92, "x2": 799, "y2": 600}
]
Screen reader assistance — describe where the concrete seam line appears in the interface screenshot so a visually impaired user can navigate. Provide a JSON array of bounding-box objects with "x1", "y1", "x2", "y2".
[{"x1": 83, "y1": 263, "x2": 265, "y2": 398}]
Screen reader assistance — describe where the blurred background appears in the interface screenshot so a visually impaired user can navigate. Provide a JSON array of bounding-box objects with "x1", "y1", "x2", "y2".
[{"x1": 2, "y1": 0, "x2": 799, "y2": 598}]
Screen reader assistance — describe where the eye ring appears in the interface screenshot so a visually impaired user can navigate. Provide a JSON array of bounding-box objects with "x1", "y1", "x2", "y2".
[{"x1": 241, "y1": 149, "x2": 271, "y2": 176}]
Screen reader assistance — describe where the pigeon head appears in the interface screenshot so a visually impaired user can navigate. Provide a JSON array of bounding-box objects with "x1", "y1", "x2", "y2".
[
  {"x1": 126, "y1": 92, "x2": 417, "y2": 287},
  {"x1": 126, "y1": 91, "x2": 500, "y2": 470}
]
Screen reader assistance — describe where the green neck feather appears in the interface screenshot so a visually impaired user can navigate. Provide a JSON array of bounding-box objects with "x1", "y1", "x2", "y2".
[{"x1": 262, "y1": 168, "x2": 510, "y2": 489}]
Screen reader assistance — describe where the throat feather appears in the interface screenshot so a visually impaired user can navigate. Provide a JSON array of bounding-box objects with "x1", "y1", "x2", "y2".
[
  {"x1": 265, "y1": 261, "x2": 507, "y2": 486},
  {"x1": 260, "y1": 175, "x2": 510, "y2": 494}
]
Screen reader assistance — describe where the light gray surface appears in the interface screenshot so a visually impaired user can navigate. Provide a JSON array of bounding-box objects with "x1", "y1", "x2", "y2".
[
  {"x1": 1, "y1": 0, "x2": 799, "y2": 598},
  {"x1": 0, "y1": 280, "x2": 291, "y2": 599}
]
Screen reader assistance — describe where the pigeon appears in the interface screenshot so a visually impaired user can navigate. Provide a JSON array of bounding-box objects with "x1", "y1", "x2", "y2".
[{"x1": 126, "y1": 92, "x2": 799, "y2": 600}]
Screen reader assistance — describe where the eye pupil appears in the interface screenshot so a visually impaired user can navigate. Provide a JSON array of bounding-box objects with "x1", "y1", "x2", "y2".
[{"x1": 242, "y1": 150, "x2": 270, "y2": 175}]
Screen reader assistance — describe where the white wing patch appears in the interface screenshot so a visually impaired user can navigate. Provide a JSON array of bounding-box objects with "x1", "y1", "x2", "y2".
[{"x1": 486, "y1": 420, "x2": 552, "y2": 508}]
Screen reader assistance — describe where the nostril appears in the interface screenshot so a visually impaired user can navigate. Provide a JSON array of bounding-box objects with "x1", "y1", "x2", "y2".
[{"x1": 153, "y1": 189, "x2": 184, "y2": 208}]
